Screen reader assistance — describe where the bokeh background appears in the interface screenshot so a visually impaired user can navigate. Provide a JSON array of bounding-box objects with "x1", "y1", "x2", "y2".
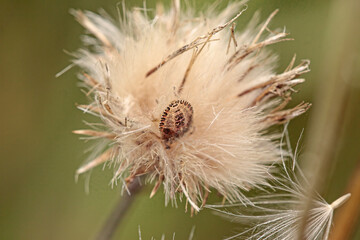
[{"x1": 1, "y1": 0, "x2": 359, "y2": 239}]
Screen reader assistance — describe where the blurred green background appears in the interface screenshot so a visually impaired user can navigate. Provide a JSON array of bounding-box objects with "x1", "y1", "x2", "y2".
[{"x1": 1, "y1": 0, "x2": 359, "y2": 239}]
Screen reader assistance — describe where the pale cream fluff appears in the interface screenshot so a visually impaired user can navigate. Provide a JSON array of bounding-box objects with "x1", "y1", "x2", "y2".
[{"x1": 72, "y1": 1, "x2": 310, "y2": 211}]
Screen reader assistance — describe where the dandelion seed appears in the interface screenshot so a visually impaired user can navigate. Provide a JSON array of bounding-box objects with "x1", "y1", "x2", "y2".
[{"x1": 71, "y1": 1, "x2": 310, "y2": 211}]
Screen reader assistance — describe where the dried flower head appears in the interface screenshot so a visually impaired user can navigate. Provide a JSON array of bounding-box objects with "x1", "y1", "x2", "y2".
[{"x1": 71, "y1": 1, "x2": 310, "y2": 211}]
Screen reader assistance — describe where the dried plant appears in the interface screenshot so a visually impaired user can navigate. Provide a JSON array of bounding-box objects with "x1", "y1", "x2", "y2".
[{"x1": 71, "y1": 1, "x2": 310, "y2": 212}]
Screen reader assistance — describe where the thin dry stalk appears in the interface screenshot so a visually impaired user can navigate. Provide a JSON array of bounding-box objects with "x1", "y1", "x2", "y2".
[
  {"x1": 226, "y1": 22, "x2": 238, "y2": 54},
  {"x1": 330, "y1": 160, "x2": 360, "y2": 240},
  {"x1": 77, "y1": 147, "x2": 113, "y2": 175},
  {"x1": 96, "y1": 178, "x2": 143, "y2": 240},
  {"x1": 73, "y1": 129, "x2": 116, "y2": 139},
  {"x1": 145, "y1": 5, "x2": 248, "y2": 77},
  {"x1": 298, "y1": 0, "x2": 360, "y2": 238}
]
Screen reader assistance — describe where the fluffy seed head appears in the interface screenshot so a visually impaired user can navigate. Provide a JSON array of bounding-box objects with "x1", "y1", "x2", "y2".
[{"x1": 71, "y1": 1, "x2": 310, "y2": 210}]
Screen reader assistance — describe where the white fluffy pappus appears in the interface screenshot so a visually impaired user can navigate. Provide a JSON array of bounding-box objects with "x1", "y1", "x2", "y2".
[
  {"x1": 70, "y1": 1, "x2": 311, "y2": 211},
  {"x1": 208, "y1": 166, "x2": 350, "y2": 240}
]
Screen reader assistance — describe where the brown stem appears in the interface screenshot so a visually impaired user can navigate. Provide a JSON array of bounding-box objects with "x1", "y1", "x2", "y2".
[
  {"x1": 329, "y1": 160, "x2": 360, "y2": 240},
  {"x1": 95, "y1": 178, "x2": 143, "y2": 240},
  {"x1": 297, "y1": 0, "x2": 359, "y2": 238}
]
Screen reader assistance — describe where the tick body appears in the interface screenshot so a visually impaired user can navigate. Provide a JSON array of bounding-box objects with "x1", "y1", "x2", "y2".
[{"x1": 159, "y1": 100, "x2": 193, "y2": 141}]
